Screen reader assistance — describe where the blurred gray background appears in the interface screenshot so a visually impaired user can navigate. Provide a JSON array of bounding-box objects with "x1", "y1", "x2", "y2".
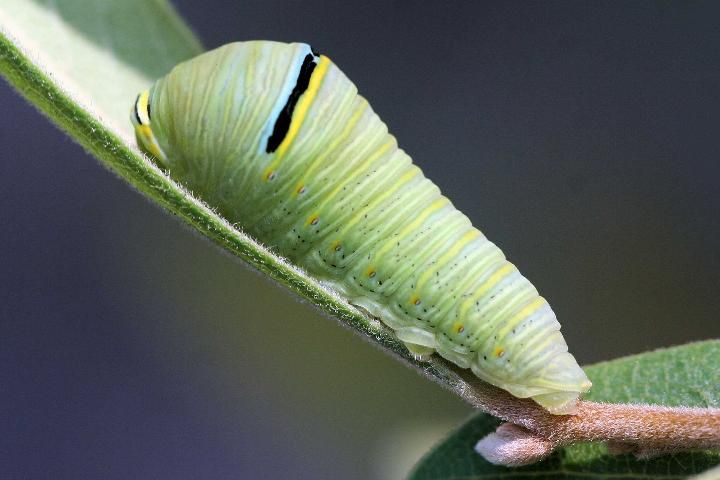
[{"x1": 2, "y1": 1, "x2": 719, "y2": 478}]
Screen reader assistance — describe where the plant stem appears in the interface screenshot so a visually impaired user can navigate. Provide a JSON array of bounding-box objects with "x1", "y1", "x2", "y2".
[{"x1": 448, "y1": 368, "x2": 720, "y2": 466}]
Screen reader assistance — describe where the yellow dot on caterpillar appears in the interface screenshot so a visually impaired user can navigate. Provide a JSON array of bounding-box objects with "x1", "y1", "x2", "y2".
[
  {"x1": 330, "y1": 240, "x2": 341, "y2": 251},
  {"x1": 264, "y1": 170, "x2": 276, "y2": 181},
  {"x1": 296, "y1": 184, "x2": 306, "y2": 194},
  {"x1": 493, "y1": 347, "x2": 505, "y2": 358},
  {"x1": 409, "y1": 294, "x2": 420, "y2": 305},
  {"x1": 307, "y1": 214, "x2": 319, "y2": 226},
  {"x1": 368, "y1": 270, "x2": 376, "y2": 278},
  {"x1": 453, "y1": 322, "x2": 464, "y2": 333}
]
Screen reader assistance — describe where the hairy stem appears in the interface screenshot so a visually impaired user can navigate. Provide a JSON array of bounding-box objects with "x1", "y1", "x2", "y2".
[{"x1": 446, "y1": 369, "x2": 720, "y2": 466}]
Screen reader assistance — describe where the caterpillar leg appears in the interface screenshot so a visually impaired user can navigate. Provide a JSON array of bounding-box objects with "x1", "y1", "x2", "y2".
[
  {"x1": 395, "y1": 326, "x2": 437, "y2": 361},
  {"x1": 348, "y1": 298, "x2": 436, "y2": 360},
  {"x1": 403, "y1": 342, "x2": 436, "y2": 361},
  {"x1": 532, "y1": 391, "x2": 581, "y2": 415}
]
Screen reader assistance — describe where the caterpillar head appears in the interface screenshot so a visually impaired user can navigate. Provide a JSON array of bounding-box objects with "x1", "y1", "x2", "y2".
[
  {"x1": 131, "y1": 89, "x2": 168, "y2": 166},
  {"x1": 129, "y1": 42, "x2": 326, "y2": 199}
]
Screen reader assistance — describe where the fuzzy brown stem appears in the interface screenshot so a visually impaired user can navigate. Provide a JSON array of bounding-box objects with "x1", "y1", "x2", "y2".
[
  {"x1": 441, "y1": 369, "x2": 720, "y2": 465},
  {"x1": 540, "y1": 401, "x2": 720, "y2": 448},
  {"x1": 489, "y1": 398, "x2": 720, "y2": 449}
]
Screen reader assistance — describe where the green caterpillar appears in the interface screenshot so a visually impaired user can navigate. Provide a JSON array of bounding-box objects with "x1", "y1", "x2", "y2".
[{"x1": 131, "y1": 41, "x2": 591, "y2": 414}]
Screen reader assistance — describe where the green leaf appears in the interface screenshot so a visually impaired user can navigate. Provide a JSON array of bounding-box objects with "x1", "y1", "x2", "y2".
[
  {"x1": 0, "y1": 0, "x2": 484, "y2": 408},
  {"x1": 410, "y1": 340, "x2": 720, "y2": 479}
]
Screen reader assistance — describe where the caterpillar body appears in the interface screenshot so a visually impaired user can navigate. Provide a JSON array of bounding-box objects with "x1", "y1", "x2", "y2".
[{"x1": 131, "y1": 41, "x2": 591, "y2": 414}]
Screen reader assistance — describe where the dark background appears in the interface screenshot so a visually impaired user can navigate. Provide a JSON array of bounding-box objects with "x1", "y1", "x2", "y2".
[{"x1": 2, "y1": 1, "x2": 719, "y2": 478}]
